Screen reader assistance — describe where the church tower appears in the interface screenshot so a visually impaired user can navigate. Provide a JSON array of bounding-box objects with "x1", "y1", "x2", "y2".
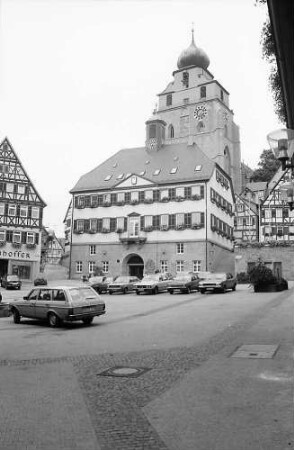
[{"x1": 148, "y1": 28, "x2": 241, "y2": 193}]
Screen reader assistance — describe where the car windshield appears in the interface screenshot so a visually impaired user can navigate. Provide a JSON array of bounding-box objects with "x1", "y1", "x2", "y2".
[
  {"x1": 198, "y1": 272, "x2": 211, "y2": 279},
  {"x1": 210, "y1": 273, "x2": 226, "y2": 280},
  {"x1": 142, "y1": 275, "x2": 160, "y2": 281},
  {"x1": 7, "y1": 275, "x2": 19, "y2": 281},
  {"x1": 89, "y1": 276, "x2": 104, "y2": 283},
  {"x1": 69, "y1": 287, "x2": 98, "y2": 303},
  {"x1": 174, "y1": 274, "x2": 191, "y2": 281},
  {"x1": 115, "y1": 277, "x2": 130, "y2": 283},
  {"x1": 105, "y1": 277, "x2": 113, "y2": 283}
]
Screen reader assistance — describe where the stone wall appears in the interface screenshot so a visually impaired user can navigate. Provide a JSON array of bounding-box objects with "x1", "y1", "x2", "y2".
[{"x1": 234, "y1": 244, "x2": 294, "y2": 280}]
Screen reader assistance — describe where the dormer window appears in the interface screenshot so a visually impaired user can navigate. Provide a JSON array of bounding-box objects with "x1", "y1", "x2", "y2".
[
  {"x1": 170, "y1": 167, "x2": 178, "y2": 174},
  {"x1": 104, "y1": 175, "x2": 112, "y2": 181},
  {"x1": 140, "y1": 170, "x2": 146, "y2": 176},
  {"x1": 194, "y1": 165, "x2": 202, "y2": 172},
  {"x1": 200, "y1": 86, "x2": 206, "y2": 98},
  {"x1": 182, "y1": 72, "x2": 189, "y2": 88},
  {"x1": 166, "y1": 94, "x2": 172, "y2": 106},
  {"x1": 117, "y1": 173, "x2": 124, "y2": 180},
  {"x1": 153, "y1": 169, "x2": 161, "y2": 176}
]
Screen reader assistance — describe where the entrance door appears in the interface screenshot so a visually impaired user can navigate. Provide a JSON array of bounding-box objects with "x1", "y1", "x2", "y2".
[{"x1": 127, "y1": 255, "x2": 144, "y2": 279}]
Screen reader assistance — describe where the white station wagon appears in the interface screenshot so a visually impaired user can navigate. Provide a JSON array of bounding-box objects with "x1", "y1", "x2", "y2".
[{"x1": 9, "y1": 286, "x2": 106, "y2": 327}]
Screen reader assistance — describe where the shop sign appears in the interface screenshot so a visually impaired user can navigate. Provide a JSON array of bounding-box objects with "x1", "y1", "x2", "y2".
[{"x1": 0, "y1": 249, "x2": 40, "y2": 261}]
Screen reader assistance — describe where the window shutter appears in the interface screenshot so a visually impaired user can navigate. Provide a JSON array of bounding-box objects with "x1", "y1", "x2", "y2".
[
  {"x1": 284, "y1": 226, "x2": 289, "y2": 234},
  {"x1": 200, "y1": 186, "x2": 204, "y2": 198},
  {"x1": 84, "y1": 220, "x2": 90, "y2": 232},
  {"x1": 124, "y1": 218, "x2": 127, "y2": 231},
  {"x1": 74, "y1": 197, "x2": 79, "y2": 207},
  {"x1": 4, "y1": 204, "x2": 8, "y2": 215},
  {"x1": 16, "y1": 205, "x2": 20, "y2": 216},
  {"x1": 140, "y1": 216, "x2": 144, "y2": 229},
  {"x1": 28, "y1": 206, "x2": 32, "y2": 217},
  {"x1": 21, "y1": 232, "x2": 27, "y2": 244},
  {"x1": 200, "y1": 212, "x2": 205, "y2": 225},
  {"x1": 271, "y1": 226, "x2": 276, "y2": 235},
  {"x1": 73, "y1": 220, "x2": 77, "y2": 231},
  {"x1": 35, "y1": 233, "x2": 39, "y2": 244}
]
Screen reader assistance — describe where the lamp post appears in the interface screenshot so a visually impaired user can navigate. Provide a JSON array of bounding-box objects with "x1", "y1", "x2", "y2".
[{"x1": 267, "y1": 128, "x2": 294, "y2": 210}]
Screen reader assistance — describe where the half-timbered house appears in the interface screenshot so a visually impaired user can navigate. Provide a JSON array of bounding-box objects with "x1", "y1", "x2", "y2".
[
  {"x1": 234, "y1": 189, "x2": 259, "y2": 243},
  {"x1": 0, "y1": 138, "x2": 46, "y2": 281}
]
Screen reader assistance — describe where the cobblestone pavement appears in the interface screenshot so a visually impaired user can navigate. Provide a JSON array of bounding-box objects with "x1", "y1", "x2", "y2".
[{"x1": 0, "y1": 288, "x2": 292, "y2": 450}]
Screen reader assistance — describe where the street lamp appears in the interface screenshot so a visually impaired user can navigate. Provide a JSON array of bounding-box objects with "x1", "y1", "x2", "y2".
[{"x1": 267, "y1": 128, "x2": 294, "y2": 210}]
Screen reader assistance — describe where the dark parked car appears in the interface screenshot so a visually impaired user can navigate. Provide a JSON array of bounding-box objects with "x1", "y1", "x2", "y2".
[
  {"x1": 34, "y1": 277, "x2": 48, "y2": 286},
  {"x1": 1, "y1": 275, "x2": 22, "y2": 290},
  {"x1": 108, "y1": 276, "x2": 140, "y2": 294},
  {"x1": 168, "y1": 272, "x2": 200, "y2": 294},
  {"x1": 9, "y1": 285, "x2": 106, "y2": 327},
  {"x1": 89, "y1": 276, "x2": 116, "y2": 294},
  {"x1": 199, "y1": 272, "x2": 237, "y2": 294}
]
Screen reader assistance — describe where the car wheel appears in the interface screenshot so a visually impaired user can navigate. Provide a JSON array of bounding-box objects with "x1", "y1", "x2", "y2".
[
  {"x1": 136, "y1": 291, "x2": 140, "y2": 295},
  {"x1": 200, "y1": 289, "x2": 205, "y2": 294},
  {"x1": 219, "y1": 287, "x2": 225, "y2": 293},
  {"x1": 48, "y1": 313, "x2": 60, "y2": 328},
  {"x1": 153, "y1": 287, "x2": 158, "y2": 295},
  {"x1": 108, "y1": 291, "x2": 112, "y2": 295},
  {"x1": 123, "y1": 287, "x2": 128, "y2": 295},
  {"x1": 82, "y1": 317, "x2": 94, "y2": 325},
  {"x1": 169, "y1": 289, "x2": 174, "y2": 295},
  {"x1": 232, "y1": 284, "x2": 236, "y2": 291},
  {"x1": 186, "y1": 287, "x2": 191, "y2": 294},
  {"x1": 12, "y1": 308, "x2": 21, "y2": 324}
]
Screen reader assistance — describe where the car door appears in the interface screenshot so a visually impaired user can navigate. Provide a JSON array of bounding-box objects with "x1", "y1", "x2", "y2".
[
  {"x1": 35, "y1": 288, "x2": 53, "y2": 320},
  {"x1": 226, "y1": 273, "x2": 233, "y2": 289},
  {"x1": 52, "y1": 289, "x2": 68, "y2": 321},
  {"x1": 19, "y1": 289, "x2": 39, "y2": 318}
]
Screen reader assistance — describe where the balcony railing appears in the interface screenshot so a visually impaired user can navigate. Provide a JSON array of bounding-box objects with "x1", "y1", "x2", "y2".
[{"x1": 119, "y1": 231, "x2": 147, "y2": 244}]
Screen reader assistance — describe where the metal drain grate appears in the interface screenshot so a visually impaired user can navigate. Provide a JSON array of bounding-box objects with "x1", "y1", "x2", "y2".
[
  {"x1": 231, "y1": 344, "x2": 279, "y2": 359},
  {"x1": 97, "y1": 366, "x2": 151, "y2": 378}
]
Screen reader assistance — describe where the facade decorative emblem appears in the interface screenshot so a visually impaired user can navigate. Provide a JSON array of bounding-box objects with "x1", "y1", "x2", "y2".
[{"x1": 148, "y1": 138, "x2": 157, "y2": 150}]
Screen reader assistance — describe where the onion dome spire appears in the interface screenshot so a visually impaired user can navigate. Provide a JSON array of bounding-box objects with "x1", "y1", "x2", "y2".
[{"x1": 177, "y1": 25, "x2": 210, "y2": 70}]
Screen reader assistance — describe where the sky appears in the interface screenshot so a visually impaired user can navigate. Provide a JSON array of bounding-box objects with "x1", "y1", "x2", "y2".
[{"x1": 0, "y1": 0, "x2": 283, "y2": 236}]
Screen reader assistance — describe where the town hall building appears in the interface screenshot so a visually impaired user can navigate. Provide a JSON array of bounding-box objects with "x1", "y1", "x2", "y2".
[{"x1": 69, "y1": 32, "x2": 240, "y2": 279}]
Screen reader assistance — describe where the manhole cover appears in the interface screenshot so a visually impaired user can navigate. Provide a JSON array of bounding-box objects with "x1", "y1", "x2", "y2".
[
  {"x1": 97, "y1": 366, "x2": 151, "y2": 378},
  {"x1": 231, "y1": 344, "x2": 279, "y2": 359}
]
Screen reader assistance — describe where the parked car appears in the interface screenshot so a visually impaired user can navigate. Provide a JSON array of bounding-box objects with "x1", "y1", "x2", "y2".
[
  {"x1": 90, "y1": 276, "x2": 116, "y2": 294},
  {"x1": 1, "y1": 275, "x2": 22, "y2": 290},
  {"x1": 135, "y1": 272, "x2": 173, "y2": 295},
  {"x1": 108, "y1": 276, "x2": 140, "y2": 294},
  {"x1": 198, "y1": 272, "x2": 237, "y2": 294},
  {"x1": 167, "y1": 272, "x2": 200, "y2": 294},
  {"x1": 34, "y1": 277, "x2": 47, "y2": 286},
  {"x1": 9, "y1": 285, "x2": 106, "y2": 327}
]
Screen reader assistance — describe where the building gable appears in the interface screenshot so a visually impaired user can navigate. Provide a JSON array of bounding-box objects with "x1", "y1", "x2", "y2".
[{"x1": 114, "y1": 174, "x2": 155, "y2": 189}]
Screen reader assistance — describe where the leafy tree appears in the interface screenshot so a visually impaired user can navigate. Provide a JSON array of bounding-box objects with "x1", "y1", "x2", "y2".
[
  {"x1": 248, "y1": 260, "x2": 276, "y2": 286},
  {"x1": 250, "y1": 148, "x2": 280, "y2": 182},
  {"x1": 256, "y1": 1, "x2": 286, "y2": 123}
]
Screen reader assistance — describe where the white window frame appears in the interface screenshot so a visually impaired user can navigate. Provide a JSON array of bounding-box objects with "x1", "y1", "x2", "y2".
[
  {"x1": 117, "y1": 192, "x2": 125, "y2": 202},
  {"x1": 88, "y1": 261, "x2": 95, "y2": 274},
  {"x1": 193, "y1": 260, "x2": 201, "y2": 272},
  {"x1": 8, "y1": 204, "x2": 16, "y2": 216},
  {"x1": 176, "y1": 187, "x2": 185, "y2": 197},
  {"x1": 103, "y1": 193, "x2": 111, "y2": 203},
  {"x1": 176, "y1": 260, "x2": 184, "y2": 272},
  {"x1": 18, "y1": 184, "x2": 26, "y2": 194},
  {"x1": 176, "y1": 213, "x2": 185, "y2": 226},
  {"x1": 191, "y1": 212, "x2": 201, "y2": 225},
  {"x1": 176, "y1": 242, "x2": 184, "y2": 254},
  {"x1": 160, "y1": 260, "x2": 168, "y2": 273},
  {"x1": 89, "y1": 245, "x2": 96, "y2": 255},
  {"x1": 191, "y1": 185, "x2": 201, "y2": 196},
  {"x1": 102, "y1": 261, "x2": 109, "y2": 273},
  {"x1": 13, "y1": 231, "x2": 21, "y2": 243},
  {"x1": 131, "y1": 191, "x2": 139, "y2": 202},
  {"x1": 31, "y1": 207, "x2": 39, "y2": 219},
  {"x1": 0, "y1": 230, "x2": 6, "y2": 241},
  {"x1": 76, "y1": 261, "x2": 83, "y2": 273},
  {"x1": 160, "y1": 189, "x2": 169, "y2": 200},
  {"x1": 20, "y1": 205, "x2": 28, "y2": 217},
  {"x1": 102, "y1": 217, "x2": 110, "y2": 230},
  {"x1": 145, "y1": 190, "x2": 153, "y2": 200},
  {"x1": 265, "y1": 209, "x2": 271, "y2": 219},
  {"x1": 77, "y1": 220, "x2": 84, "y2": 231},
  {"x1": 6, "y1": 183, "x2": 14, "y2": 193},
  {"x1": 27, "y1": 232, "x2": 34, "y2": 244},
  {"x1": 144, "y1": 215, "x2": 152, "y2": 227},
  {"x1": 161, "y1": 214, "x2": 169, "y2": 226},
  {"x1": 0, "y1": 203, "x2": 5, "y2": 215},
  {"x1": 117, "y1": 217, "x2": 124, "y2": 230}
]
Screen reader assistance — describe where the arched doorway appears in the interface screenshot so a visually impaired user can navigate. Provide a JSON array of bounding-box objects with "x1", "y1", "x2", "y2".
[{"x1": 123, "y1": 254, "x2": 144, "y2": 279}]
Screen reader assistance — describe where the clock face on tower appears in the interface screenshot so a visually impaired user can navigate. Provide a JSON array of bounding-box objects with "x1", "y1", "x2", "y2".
[{"x1": 194, "y1": 104, "x2": 208, "y2": 121}]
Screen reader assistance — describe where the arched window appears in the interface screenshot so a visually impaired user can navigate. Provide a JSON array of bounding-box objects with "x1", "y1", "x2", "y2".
[
  {"x1": 197, "y1": 121, "x2": 205, "y2": 133},
  {"x1": 168, "y1": 124, "x2": 174, "y2": 138},
  {"x1": 224, "y1": 146, "x2": 231, "y2": 176}
]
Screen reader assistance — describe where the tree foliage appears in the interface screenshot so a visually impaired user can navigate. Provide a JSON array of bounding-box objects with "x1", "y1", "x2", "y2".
[
  {"x1": 250, "y1": 149, "x2": 280, "y2": 182},
  {"x1": 256, "y1": 2, "x2": 286, "y2": 123}
]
